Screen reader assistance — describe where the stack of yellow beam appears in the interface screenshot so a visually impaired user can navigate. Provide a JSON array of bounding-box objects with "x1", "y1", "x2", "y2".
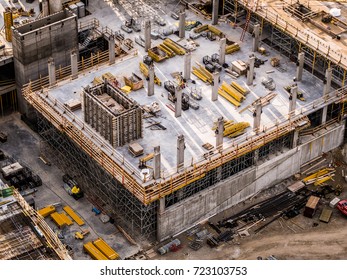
[
  {"x1": 50, "y1": 212, "x2": 73, "y2": 228},
  {"x1": 139, "y1": 62, "x2": 162, "y2": 86},
  {"x1": 192, "y1": 63, "x2": 213, "y2": 84},
  {"x1": 193, "y1": 24, "x2": 208, "y2": 33},
  {"x1": 158, "y1": 44, "x2": 176, "y2": 58},
  {"x1": 231, "y1": 81, "x2": 249, "y2": 95},
  {"x1": 38, "y1": 205, "x2": 56, "y2": 218},
  {"x1": 163, "y1": 39, "x2": 186, "y2": 55},
  {"x1": 193, "y1": 24, "x2": 223, "y2": 37},
  {"x1": 83, "y1": 242, "x2": 108, "y2": 260},
  {"x1": 212, "y1": 120, "x2": 250, "y2": 138},
  {"x1": 218, "y1": 81, "x2": 246, "y2": 107},
  {"x1": 93, "y1": 238, "x2": 120, "y2": 260},
  {"x1": 63, "y1": 205, "x2": 85, "y2": 226},
  {"x1": 226, "y1": 43, "x2": 241, "y2": 54},
  {"x1": 302, "y1": 168, "x2": 335, "y2": 186}
]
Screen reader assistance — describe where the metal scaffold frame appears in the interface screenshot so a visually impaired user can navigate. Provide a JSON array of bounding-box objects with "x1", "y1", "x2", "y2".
[{"x1": 38, "y1": 115, "x2": 157, "y2": 239}]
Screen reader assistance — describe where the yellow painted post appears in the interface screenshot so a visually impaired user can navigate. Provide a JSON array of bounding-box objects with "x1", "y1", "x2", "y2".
[{"x1": 312, "y1": 50, "x2": 317, "y2": 74}]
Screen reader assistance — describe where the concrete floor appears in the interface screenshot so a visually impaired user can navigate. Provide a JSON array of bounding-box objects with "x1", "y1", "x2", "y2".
[
  {"x1": 43, "y1": 0, "x2": 325, "y2": 176},
  {"x1": 0, "y1": 113, "x2": 140, "y2": 260}
]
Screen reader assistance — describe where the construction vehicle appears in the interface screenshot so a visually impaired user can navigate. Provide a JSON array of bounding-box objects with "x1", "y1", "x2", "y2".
[
  {"x1": 139, "y1": 62, "x2": 161, "y2": 86},
  {"x1": 62, "y1": 174, "x2": 84, "y2": 200},
  {"x1": 75, "y1": 229, "x2": 90, "y2": 240}
]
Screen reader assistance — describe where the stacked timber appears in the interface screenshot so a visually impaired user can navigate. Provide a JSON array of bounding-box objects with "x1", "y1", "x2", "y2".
[
  {"x1": 192, "y1": 62, "x2": 213, "y2": 84},
  {"x1": 212, "y1": 120, "x2": 250, "y2": 138}
]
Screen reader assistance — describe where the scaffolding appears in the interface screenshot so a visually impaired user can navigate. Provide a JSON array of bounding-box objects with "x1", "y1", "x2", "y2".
[{"x1": 38, "y1": 115, "x2": 157, "y2": 239}]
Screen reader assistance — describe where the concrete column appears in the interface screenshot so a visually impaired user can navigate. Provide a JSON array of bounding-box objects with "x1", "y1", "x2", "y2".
[
  {"x1": 219, "y1": 38, "x2": 226, "y2": 65},
  {"x1": 70, "y1": 50, "x2": 78, "y2": 79},
  {"x1": 323, "y1": 68, "x2": 332, "y2": 95},
  {"x1": 144, "y1": 20, "x2": 151, "y2": 52},
  {"x1": 48, "y1": 57, "x2": 56, "y2": 86},
  {"x1": 183, "y1": 52, "x2": 191, "y2": 80},
  {"x1": 153, "y1": 146, "x2": 161, "y2": 180},
  {"x1": 42, "y1": 0, "x2": 49, "y2": 17},
  {"x1": 177, "y1": 135, "x2": 185, "y2": 171},
  {"x1": 321, "y1": 105, "x2": 328, "y2": 125},
  {"x1": 109, "y1": 35, "x2": 115, "y2": 65},
  {"x1": 289, "y1": 85, "x2": 298, "y2": 116},
  {"x1": 212, "y1": 71, "x2": 220, "y2": 101},
  {"x1": 254, "y1": 149, "x2": 259, "y2": 165},
  {"x1": 292, "y1": 130, "x2": 299, "y2": 148},
  {"x1": 216, "y1": 116, "x2": 224, "y2": 150},
  {"x1": 148, "y1": 64, "x2": 155, "y2": 96},
  {"x1": 158, "y1": 197, "x2": 165, "y2": 214},
  {"x1": 253, "y1": 100, "x2": 262, "y2": 133},
  {"x1": 252, "y1": 24, "x2": 260, "y2": 52},
  {"x1": 296, "y1": 52, "x2": 305, "y2": 82},
  {"x1": 247, "y1": 55, "x2": 255, "y2": 86},
  {"x1": 179, "y1": 12, "x2": 186, "y2": 39},
  {"x1": 212, "y1": 0, "x2": 219, "y2": 25},
  {"x1": 175, "y1": 87, "x2": 182, "y2": 118}
]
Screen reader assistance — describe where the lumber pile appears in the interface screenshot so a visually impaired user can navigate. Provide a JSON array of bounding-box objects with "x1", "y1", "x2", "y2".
[
  {"x1": 218, "y1": 81, "x2": 248, "y2": 107},
  {"x1": 302, "y1": 168, "x2": 335, "y2": 186},
  {"x1": 212, "y1": 120, "x2": 250, "y2": 138}
]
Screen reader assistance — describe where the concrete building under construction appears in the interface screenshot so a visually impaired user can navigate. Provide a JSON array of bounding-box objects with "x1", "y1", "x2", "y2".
[{"x1": 1, "y1": 0, "x2": 347, "y2": 245}]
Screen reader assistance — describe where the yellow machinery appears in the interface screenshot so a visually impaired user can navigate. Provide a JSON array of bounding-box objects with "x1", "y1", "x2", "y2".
[
  {"x1": 75, "y1": 229, "x2": 90, "y2": 240},
  {"x1": 83, "y1": 242, "x2": 108, "y2": 260},
  {"x1": 139, "y1": 62, "x2": 162, "y2": 86},
  {"x1": 93, "y1": 238, "x2": 120, "y2": 260},
  {"x1": 163, "y1": 39, "x2": 186, "y2": 55},
  {"x1": 63, "y1": 205, "x2": 85, "y2": 226},
  {"x1": 38, "y1": 205, "x2": 56, "y2": 218}
]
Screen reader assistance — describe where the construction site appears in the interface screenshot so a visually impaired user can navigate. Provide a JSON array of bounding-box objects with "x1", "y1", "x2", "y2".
[{"x1": 1, "y1": 0, "x2": 347, "y2": 260}]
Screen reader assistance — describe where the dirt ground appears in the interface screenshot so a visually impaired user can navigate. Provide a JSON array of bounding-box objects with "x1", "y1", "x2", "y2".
[{"x1": 156, "y1": 149, "x2": 347, "y2": 260}]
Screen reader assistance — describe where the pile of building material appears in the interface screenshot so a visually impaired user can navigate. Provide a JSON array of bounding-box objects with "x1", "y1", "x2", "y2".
[
  {"x1": 193, "y1": 24, "x2": 224, "y2": 37},
  {"x1": 192, "y1": 62, "x2": 213, "y2": 84},
  {"x1": 231, "y1": 60, "x2": 247, "y2": 75},
  {"x1": 302, "y1": 168, "x2": 335, "y2": 186},
  {"x1": 84, "y1": 238, "x2": 120, "y2": 260},
  {"x1": 218, "y1": 81, "x2": 247, "y2": 107},
  {"x1": 148, "y1": 46, "x2": 168, "y2": 62},
  {"x1": 226, "y1": 43, "x2": 241, "y2": 54},
  {"x1": 124, "y1": 73, "x2": 144, "y2": 90},
  {"x1": 139, "y1": 62, "x2": 161, "y2": 86},
  {"x1": 212, "y1": 120, "x2": 250, "y2": 138},
  {"x1": 162, "y1": 39, "x2": 186, "y2": 55}
]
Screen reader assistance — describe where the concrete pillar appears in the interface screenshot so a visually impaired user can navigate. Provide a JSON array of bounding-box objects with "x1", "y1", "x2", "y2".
[
  {"x1": 177, "y1": 135, "x2": 185, "y2": 171},
  {"x1": 254, "y1": 149, "x2": 259, "y2": 165},
  {"x1": 323, "y1": 68, "x2": 332, "y2": 95},
  {"x1": 219, "y1": 38, "x2": 226, "y2": 65},
  {"x1": 42, "y1": 0, "x2": 49, "y2": 17},
  {"x1": 48, "y1": 57, "x2": 56, "y2": 86},
  {"x1": 289, "y1": 85, "x2": 298, "y2": 116},
  {"x1": 212, "y1": 71, "x2": 220, "y2": 101},
  {"x1": 153, "y1": 146, "x2": 161, "y2": 180},
  {"x1": 216, "y1": 116, "x2": 224, "y2": 150},
  {"x1": 296, "y1": 52, "x2": 305, "y2": 82},
  {"x1": 183, "y1": 52, "x2": 191, "y2": 80},
  {"x1": 109, "y1": 35, "x2": 115, "y2": 65},
  {"x1": 179, "y1": 12, "x2": 186, "y2": 39},
  {"x1": 212, "y1": 0, "x2": 219, "y2": 25},
  {"x1": 158, "y1": 197, "x2": 165, "y2": 214},
  {"x1": 252, "y1": 24, "x2": 260, "y2": 52},
  {"x1": 253, "y1": 100, "x2": 262, "y2": 133},
  {"x1": 321, "y1": 105, "x2": 328, "y2": 125},
  {"x1": 175, "y1": 87, "x2": 182, "y2": 118},
  {"x1": 247, "y1": 55, "x2": 255, "y2": 86},
  {"x1": 70, "y1": 50, "x2": 78, "y2": 79},
  {"x1": 49, "y1": 0, "x2": 63, "y2": 14},
  {"x1": 148, "y1": 64, "x2": 155, "y2": 96},
  {"x1": 144, "y1": 20, "x2": 151, "y2": 52},
  {"x1": 292, "y1": 130, "x2": 299, "y2": 148}
]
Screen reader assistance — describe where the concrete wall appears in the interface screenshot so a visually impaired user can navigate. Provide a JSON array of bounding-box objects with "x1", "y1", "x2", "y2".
[
  {"x1": 12, "y1": 9, "x2": 78, "y2": 113},
  {"x1": 157, "y1": 122, "x2": 345, "y2": 241}
]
